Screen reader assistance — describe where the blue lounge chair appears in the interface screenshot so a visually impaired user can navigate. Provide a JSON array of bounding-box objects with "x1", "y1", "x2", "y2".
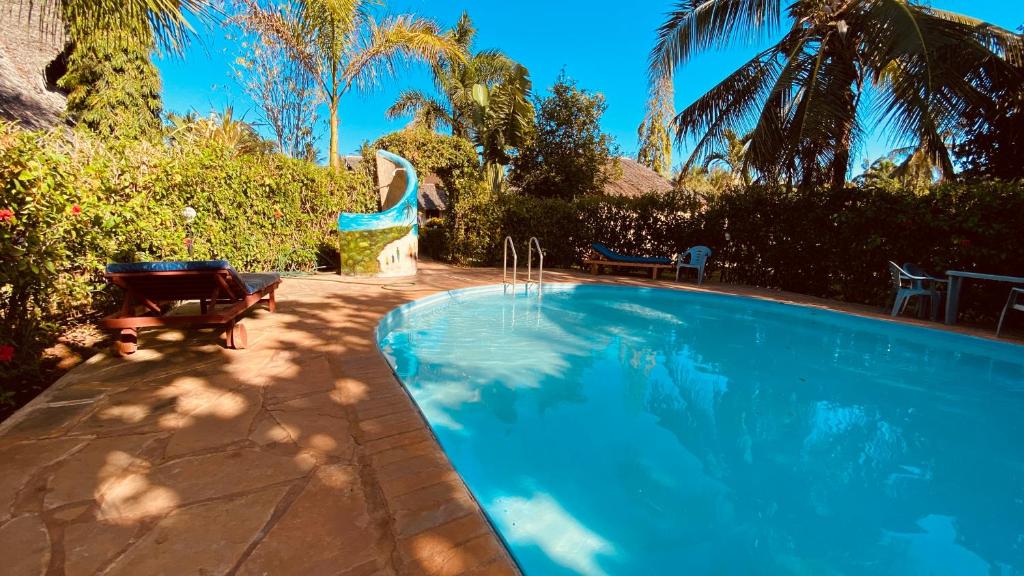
[
  {"x1": 585, "y1": 243, "x2": 675, "y2": 279},
  {"x1": 676, "y1": 246, "x2": 712, "y2": 285},
  {"x1": 102, "y1": 260, "x2": 281, "y2": 354}
]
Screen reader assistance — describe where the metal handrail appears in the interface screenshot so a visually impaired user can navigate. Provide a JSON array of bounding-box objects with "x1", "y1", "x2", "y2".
[
  {"x1": 503, "y1": 236, "x2": 517, "y2": 293},
  {"x1": 526, "y1": 237, "x2": 544, "y2": 295}
]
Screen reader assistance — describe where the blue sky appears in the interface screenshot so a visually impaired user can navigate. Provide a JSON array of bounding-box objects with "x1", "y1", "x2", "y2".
[{"x1": 157, "y1": 0, "x2": 1023, "y2": 170}]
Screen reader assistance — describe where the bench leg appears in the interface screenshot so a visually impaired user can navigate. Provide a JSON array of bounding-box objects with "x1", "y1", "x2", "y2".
[
  {"x1": 226, "y1": 321, "x2": 248, "y2": 350},
  {"x1": 268, "y1": 289, "x2": 277, "y2": 313},
  {"x1": 117, "y1": 328, "x2": 138, "y2": 356},
  {"x1": 651, "y1": 268, "x2": 658, "y2": 280},
  {"x1": 590, "y1": 263, "x2": 599, "y2": 275}
]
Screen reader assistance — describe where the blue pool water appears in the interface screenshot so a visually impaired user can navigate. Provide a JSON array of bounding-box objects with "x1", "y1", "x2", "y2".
[{"x1": 377, "y1": 284, "x2": 1024, "y2": 576}]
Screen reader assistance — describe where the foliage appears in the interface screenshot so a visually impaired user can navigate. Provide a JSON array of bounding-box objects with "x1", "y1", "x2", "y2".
[
  {"x1": 702, "y1": 129, "x2": 752, "y2": 186},
  {"x1": 649, "y1": 0, "x2": 1024, "y2": 189},
  {"x1": 233, "y1": 0, "x2": 465, "y2": 169},
  {"x1": 385, "y1": 12, "x2": 523, "y2": 138},
  {"x1": 229, "y1": 1, "x2": 321, "y2": 158},
  {"x1": 955, "y1": 71, "x2": 1024, "y2": 180},
  {"x1": 438, "y1": 175, "x2": 1024, "y2": 322},
  {"x1": 35, "y1": 0, "x2": 210, "y2": 54},
  {"x1": 167, "y1": 107, "x2": 277, "y2": 156},
  {"x1": 636, "y1": 75, "x2": 674, "y2": 177},
  {"x1": 58, "y1": 3, "x2": 163, "y2": 140},
  {"x1": 384, "y1": 12, "x2": 534, "y2": 191},
  {"x1": 0, "y1": 122, "x2": 372, "y2": 390},
  {"x1": 467, "y1": 65, "x2": 534, "y2": 191},
  {"x1": 509, "y1": 76, "x2": 621, "y2": 199}
]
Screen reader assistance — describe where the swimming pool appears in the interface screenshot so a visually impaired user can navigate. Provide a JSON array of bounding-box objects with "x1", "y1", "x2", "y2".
[{"x1": 377, "y1": 284, "x2": 1024, "y2": 576}]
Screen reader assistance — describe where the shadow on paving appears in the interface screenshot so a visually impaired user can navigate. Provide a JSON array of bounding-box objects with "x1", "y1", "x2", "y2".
[{"x1": 0, "y1": 272, "x2": 518, "y2": 576}]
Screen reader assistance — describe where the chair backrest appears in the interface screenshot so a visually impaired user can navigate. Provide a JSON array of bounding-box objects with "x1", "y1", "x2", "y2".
[
  {"x1": 888, "y1": 261, "x2": 907, "y2": 289},
  {"x1": 889, "y1": 261, "x2": 931, "y2": 291},
  {"x1": 684, "y1": 246, "x2": 712, "y2": 267}
]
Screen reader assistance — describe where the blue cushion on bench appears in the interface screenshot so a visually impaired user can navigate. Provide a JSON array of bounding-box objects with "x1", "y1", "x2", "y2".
[
  {"x1": 592, "y1": 243, "x2": 673, "y2": 265},
  {"x1": 105, "y1": 260, "x2": 232, "y2": 274},
  {"x1": 238, "y1": 272, "x2": 280, "y2": 294},
  {"x1": 105, "y1": 260, "x2": 279, "y2": 295}
]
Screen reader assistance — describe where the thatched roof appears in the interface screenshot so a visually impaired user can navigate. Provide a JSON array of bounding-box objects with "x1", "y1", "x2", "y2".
[
  {"x1": 0, "y1": 1, "x2": 66, "y2": 130},
  {"x1": 603, "y1": 157, "x2": 673, "y2": 197},
  {"x1": 419, "y1": 173, "x2": 447, "y2": 212}
]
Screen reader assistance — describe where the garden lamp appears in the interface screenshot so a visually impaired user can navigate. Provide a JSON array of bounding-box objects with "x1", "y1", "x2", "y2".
[{"x1": 183, "y1": 206, "x2": 197, "y2": 257}]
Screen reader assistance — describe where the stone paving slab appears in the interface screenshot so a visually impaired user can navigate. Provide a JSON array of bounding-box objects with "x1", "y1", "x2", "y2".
[{"x1": 0, "y1": 261, "x2": 1018, "y2": 575}]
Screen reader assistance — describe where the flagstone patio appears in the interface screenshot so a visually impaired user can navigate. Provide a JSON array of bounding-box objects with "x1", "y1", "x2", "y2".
[{"x1": 0, "y1": 261, "x2": 1016, "y2": 576}]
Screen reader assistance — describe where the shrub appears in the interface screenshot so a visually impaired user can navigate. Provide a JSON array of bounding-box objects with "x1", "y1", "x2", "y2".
[
  {"x1": 438, "y1": 180, "x2": 1024, "y2": 322},
  {"x1": 0, "y1": 123, "x2": 373, "y2": 390}
]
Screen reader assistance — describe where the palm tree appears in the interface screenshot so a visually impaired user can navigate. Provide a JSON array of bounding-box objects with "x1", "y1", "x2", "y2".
[
  {"x1": 235, "y1": 0, "x2": 465, "y2": 170},
  {"x1": 466, "y1": 65, "x2": 534, "y2": 191},
  {"x1": 650, "y1": 0, "x2": 1023, "y2": 189},
  {"x1": 33, "y1": 0, "x2": 207, "y2": 52},
  {"x1": 167, "y1": 106, "x2": 275, "y2": 155},
  {"x1": 385, "y1": 13, "x2": 533, "y2": 190},
  {"x1": 385, "y1": 12, "x2": 521, "y2": 138},
  {"x1": 702, "y1": 129, "x2": 753, "y2": 185}
]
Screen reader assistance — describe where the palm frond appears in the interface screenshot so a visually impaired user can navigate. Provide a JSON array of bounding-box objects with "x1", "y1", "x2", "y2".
[
  {"x1": 342, "y1": 14, "x2": 467, "y2": 94},
  {"x1": 385, "y1": 89, "x2": 453, "y2": 131},
  {"x1": 674, "y1": 45, "x2": 784, "y2": 171},
  {"x1": 649, "y1": 0, "x2": 782, "y2": 82},
  {"x1": 53, "y1": 0, "x2": 211, "y2": 54}
]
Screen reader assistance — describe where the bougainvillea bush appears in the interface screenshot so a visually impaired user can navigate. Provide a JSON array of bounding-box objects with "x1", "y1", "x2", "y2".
[{"x1": 0, "y1": 123, "x2": 373, "y2": 395}]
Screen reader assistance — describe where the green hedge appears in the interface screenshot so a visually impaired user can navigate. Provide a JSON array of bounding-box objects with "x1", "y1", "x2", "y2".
[
  {"x1": 442, "y1": 182, "x2": 1024, "y2": 322},
  {"x1": 1, "y1": 124, "x2": 373, "y2": 386}
]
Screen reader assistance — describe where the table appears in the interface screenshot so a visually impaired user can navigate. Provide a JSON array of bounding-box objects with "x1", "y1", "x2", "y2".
[{"x1": 944, "y1": 270, "x2": 1024, "y2": 325}]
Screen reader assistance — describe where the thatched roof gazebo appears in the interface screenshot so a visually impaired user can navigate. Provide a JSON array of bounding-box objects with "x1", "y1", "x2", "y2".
[{"x1": 0, "y1": 0, "x2": 67, "y2": 130}]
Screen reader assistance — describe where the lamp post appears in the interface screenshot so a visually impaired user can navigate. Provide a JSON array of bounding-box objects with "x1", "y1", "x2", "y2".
[{"x1": 182, "y1": 206, "x2": 197, "y2": 258}]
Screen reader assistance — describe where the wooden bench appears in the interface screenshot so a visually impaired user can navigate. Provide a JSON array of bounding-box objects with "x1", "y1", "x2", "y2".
[
  {"x1": 584, "y1": 258, "x2": 675, "y2": 279},
  {"x1": 102, "y1": 260, "x2": 281, "y2": 355}
]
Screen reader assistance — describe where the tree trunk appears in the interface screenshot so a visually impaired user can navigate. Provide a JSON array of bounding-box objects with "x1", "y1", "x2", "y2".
[
  {"x1": 831, "y1": 146, "x2": 850, "y2": 191},
  {"x1": 328, "y1": 99, "x2": 340, "y2": 170}
]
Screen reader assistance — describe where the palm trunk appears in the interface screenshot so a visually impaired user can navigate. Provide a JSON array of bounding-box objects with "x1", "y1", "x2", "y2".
[{"x1": 328, "y1": 98, "x2": 340, "y2": 170}]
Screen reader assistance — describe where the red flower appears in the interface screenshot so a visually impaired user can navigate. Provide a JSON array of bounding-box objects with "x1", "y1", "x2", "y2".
[
  {"x1": 71, "y1": 205, "x2": 82, "y2": 215},
  {"x1": 0, "y1": 208, "x2": 12, "y2": 222},
  {"x1": 0, "y1": 345, "x2": 13, "y2": 363},
  {"x1": 273, "y1": 209, "x2": 283, "y2": 220}
]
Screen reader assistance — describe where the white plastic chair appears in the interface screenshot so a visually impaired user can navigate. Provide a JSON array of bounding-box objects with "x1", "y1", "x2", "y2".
[
  {"x1": 996, "y1": 288, "x2": 1024, "y2": 337},
  {"x1": 676, "y1": 246, "x2": 712, "y2": 284},
  {"x1": 888, "y1": 261, "x2": 946, "y2": 320}
]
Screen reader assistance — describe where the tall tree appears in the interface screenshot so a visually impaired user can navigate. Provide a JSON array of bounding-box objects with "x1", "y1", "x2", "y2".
[
  {"x1": 385, "y1": 12, "x2": 534, "y2": 190},
  {"x1": 48, "y1": 0, "x2": 208, "y2": 139},
  {"x1": 57, "y1": 17, "x2": 163, "y2": 139},
  {"x1": 509, "y1": 75, "x2": 620, "y2": 199},
  {"x1": 702, "y1": 129, "x2": 753, "y2": 186},
  {"x1": 229, "y1": 0, "x2": 320, "y2": 158},
  {"x1": 636, "y1": 75, "x2": 675, "y2": 177},
  {"x1": 385, "y1": 13, "x2": 523, "y2": 137},
  {"x1": 466, "y1": 64, "x2": 534, "y2": 191},
  {"x1": 235, "y1": 0, "x2": 465, "y2": 170},
  {"x1": 650, "y1": 0, "x2": 1023, "y2": 189}
]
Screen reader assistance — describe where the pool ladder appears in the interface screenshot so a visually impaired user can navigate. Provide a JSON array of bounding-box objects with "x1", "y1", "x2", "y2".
[{"x1": 503, "y1": 236, "x2": 544, "y2": 295}]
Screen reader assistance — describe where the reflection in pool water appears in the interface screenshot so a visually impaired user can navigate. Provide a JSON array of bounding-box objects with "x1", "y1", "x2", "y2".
[{"x1": 378, "y1": 285, "x2": 1024, "y2": 576}]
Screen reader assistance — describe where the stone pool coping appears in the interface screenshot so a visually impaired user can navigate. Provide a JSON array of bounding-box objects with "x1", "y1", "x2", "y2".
[{"x1": 0, "y1": 261, "x2": 1019, "y2": 576}]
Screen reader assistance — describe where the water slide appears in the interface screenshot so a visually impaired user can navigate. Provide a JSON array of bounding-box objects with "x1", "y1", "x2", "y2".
[{"x1": 337, "y1": 150, "x2": 418, "y2": 277}]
